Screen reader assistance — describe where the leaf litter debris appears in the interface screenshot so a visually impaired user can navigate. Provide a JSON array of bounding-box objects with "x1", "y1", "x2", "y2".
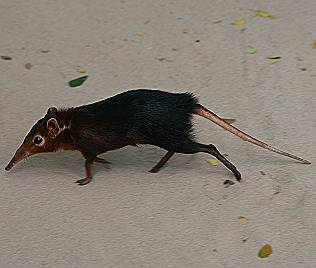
[
  {"x1": 267, "y1": 54, "x2": 281, "y2": 64},
  {"x1": 267, "y1": 54, "x2": 281, "y2": 59},
  {"x1": 24, "y1": 63, "x2": 33, "y2": 69},
  {"x1": 255, "y1": 9, "x2": 276, "y2": 19},
  {"x1": 144, "y1": 18, "x2": 151, "y2": 24},
  {"x1": 207, "y1": 158, "x2": 219, "y2": 166},
  {"x1": 258, "y1": 244, "x2": 273, "y2": 258},
  {"x1": 223, "y1": 180, "x2": 235, "y2": 187},
  {"x1": 247, "y1": 47, "x2": 257, "y2": 54},
  {"x1": 1, "y1": 55, "x2": 12, "y2": 60},
  {"x1": 135, "y1": 31, "x2": 145, "y2": 37},
  {"x1": 76, "y1": 66, "x2": 87, "y2": 73},
  {"x1": 238, "y1": 216, "x2": 249, "y2": 221},
  {"x1": 68, "y1": 76, "x2": 88, "y2": 87},
  {"x1": 231, "y1": 18, "x2": 247, "y2": 25}
]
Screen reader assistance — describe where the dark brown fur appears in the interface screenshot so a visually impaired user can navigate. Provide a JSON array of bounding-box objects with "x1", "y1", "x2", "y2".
[{"x1": 5, "y1": 89, "x2": 310, "y2": 185}]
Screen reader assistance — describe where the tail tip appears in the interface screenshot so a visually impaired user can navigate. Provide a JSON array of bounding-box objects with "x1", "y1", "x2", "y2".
[{"x1": 302, "y1": 160, "x2": 311, "y2": 164}]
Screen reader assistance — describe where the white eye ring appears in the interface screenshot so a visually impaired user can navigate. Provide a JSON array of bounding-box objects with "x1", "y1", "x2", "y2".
[{"x1": 33, "y1": 135, "x2": 45, "y2": 146}]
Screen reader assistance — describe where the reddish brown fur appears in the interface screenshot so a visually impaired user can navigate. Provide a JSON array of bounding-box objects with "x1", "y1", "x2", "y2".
[{"x1": 5, "y1": 89, "x2": 310, "y2": 186}]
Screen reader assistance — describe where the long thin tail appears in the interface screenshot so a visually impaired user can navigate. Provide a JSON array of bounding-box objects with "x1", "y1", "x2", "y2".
[{"x1": 194, "y1": 104, "x2": 311, "y2": 164}]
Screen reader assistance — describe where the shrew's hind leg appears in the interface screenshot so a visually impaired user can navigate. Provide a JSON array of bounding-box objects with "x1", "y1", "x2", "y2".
[
  {"x1": 175, "y1": 142, "x2": 241, "y2": 181},
  {"x1": 149, "y1": 151, "x2": 175, "y2": 173}
]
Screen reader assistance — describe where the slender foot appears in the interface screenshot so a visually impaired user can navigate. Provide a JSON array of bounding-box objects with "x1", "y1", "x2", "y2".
[
  {"x1": 76, "y1": 177, "x2": 92, "y2": 185},
  {"x1": 173, "y1": 142, "x2": 242, "y2": 182},
  {"x1": 149, "y1": 151, "x2": 175, "y2": 173},
  {"x1": 76, "y1": 157, "x2": 94, "y2": 186},
  {"x1": 206, "y1": 144, "x2": 241, "y2": 181}
]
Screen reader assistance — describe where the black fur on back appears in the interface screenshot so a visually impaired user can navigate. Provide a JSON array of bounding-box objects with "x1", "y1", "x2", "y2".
[{"x1": 69, "y1": 89, "x2": 199, "y2": 155}]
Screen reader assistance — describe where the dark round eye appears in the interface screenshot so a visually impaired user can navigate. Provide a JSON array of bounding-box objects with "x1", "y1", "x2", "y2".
[{"x1": 33, "y1": 136, "x2": 43, "y2": 145}]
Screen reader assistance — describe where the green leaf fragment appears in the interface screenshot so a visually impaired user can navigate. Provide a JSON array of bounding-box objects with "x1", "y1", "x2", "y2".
[
  {"x1": 68, "y1": 75, "x2": 88, "y2": 87},
  {"x1": 247, "y1": 47, "x2": 257, "y2": 54},
  {"x1": 267, "y1": 54, "x2": 281, "y2": 59},
  {"x1": 135, "y1": 31, "x2": 145, "y2": 36},
  {"x1": 256, "y1": 10, "x2": 276, "y2": 19}
]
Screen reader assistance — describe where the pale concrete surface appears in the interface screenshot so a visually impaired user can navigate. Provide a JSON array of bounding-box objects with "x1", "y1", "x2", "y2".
[{"x1": 0, "y1": 0, "x2": 315, "y2": 267}]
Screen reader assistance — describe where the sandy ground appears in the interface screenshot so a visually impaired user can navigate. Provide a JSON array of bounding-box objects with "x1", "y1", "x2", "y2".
[{"x1": 1, "y1": 0, "x2": 315, "y2": 267}]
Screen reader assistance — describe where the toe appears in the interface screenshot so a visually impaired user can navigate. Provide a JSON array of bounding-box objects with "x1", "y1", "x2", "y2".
[{"x1": 75, "y1": 177, "x2": 92, "y2": 185}]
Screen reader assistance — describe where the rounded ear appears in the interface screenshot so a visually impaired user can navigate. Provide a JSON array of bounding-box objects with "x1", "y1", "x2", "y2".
[
  {"x1": 46, "y1": 107, "x2": 58, "y2": 116},
  {"x1": 47, "y1": 118, "x2": 61, "y2": 139},
  {"x1": 48, "y1": 107, "x2": 58, "y2": 113}
]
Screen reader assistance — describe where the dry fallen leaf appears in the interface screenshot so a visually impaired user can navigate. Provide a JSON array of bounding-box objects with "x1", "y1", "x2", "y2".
[
  {"x1": 144, "y1": 18, "x2": 151, "y2": 24},
  {"x1": 76, "y1": 66, "x2": 87, "y2": 73},
  {"x1": 24, "y1": 63, "x2": 32, "y2": 69},
  {"x1": 267, "y1": 54, "x2": 281, "y2": 59},
  {"x1": 268, "y1": 54, "x2": 281, "y2": 64},
  {"x1": 207, "y1": 158, "x2": 219, "y2": 166},
  {"x1": 247, "y1": 47, "x2": 257, "y2": 54},
  {"x1": 239, "y1": 216, "x2": 249, "y2": 221},
  {"x1": 258, "y1": 244, "x2": 273, "y2": 258},
  {"x1": 224, "y1": 180, "x2": 235, "y2": 187},
  {"x1": 135, "y1": 31, "x2": 145, "y2": 36},
  {"x1": 213, "y1": 20, "x2": 222, "y2": 24},
  {"x1": 1, "y1": 55, "x2": 12, "y2": 60},
  {"x1": 313, "y1": 40, "x2": 316, "y2": 48},
  {"x1": 231, "y1": 18, "x2": 247, "y2": 25},
  {"x1": 255, "y1": 10, "x2": 276, "y2": 19}
]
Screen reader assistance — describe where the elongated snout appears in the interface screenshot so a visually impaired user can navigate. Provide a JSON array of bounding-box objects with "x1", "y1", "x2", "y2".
[{"x1": 5, "y1": 146, "x2": 28, "y2": 171}]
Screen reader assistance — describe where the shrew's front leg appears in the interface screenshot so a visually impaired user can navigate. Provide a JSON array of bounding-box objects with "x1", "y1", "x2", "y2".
[{"x1": 76, "y1": 158, "x2": 94, "y2": 185}]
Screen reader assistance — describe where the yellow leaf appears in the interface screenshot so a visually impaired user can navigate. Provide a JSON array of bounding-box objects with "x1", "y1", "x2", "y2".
[
  {"x1": 247, "y1": 47, "x2": 257, "y2": 54},
  {"x1": 76, "y1": 66, "x2": 87, "y2": 73},
  {"x1": 207, "y1": 158, "x2": 219, "y2": 166},
  {"x1": 135, "y1": 31, "x2": 145, "y2": 36},
  {"x1": 258, "y1": 244, "x2": 273, "y2": 258},
  {"x1": 256, "y1": 10, "x2": 276, "y2": 19},
  {"x1": 231, "y1": 18, "x2": 246, "y2": 25},
  {"x1": 238, "y1": 216, "x2": 249, "y2": 221}
]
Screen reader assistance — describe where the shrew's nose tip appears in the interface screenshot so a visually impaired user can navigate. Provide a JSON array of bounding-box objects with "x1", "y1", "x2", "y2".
[{"x1": 5, "y1": 162, "x2": 13, "y2": 171}]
